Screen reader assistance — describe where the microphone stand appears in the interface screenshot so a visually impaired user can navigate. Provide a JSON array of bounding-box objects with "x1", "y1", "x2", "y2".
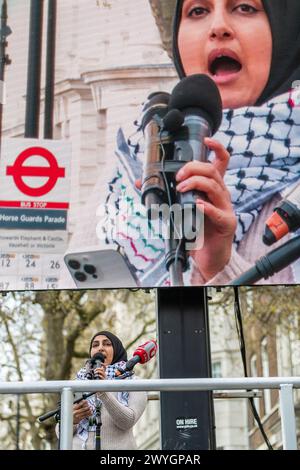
[
  {"x1": 159, "y1": 129, "x2": 203, "y2": 286},
  {"x1": 149, "y1": 160, "x2": 189, "y2": 287},
  {"x1": 38, "y1": 392, "x2": 96, "y2": 423},
  {"x1": 94, "y1": 401, "x2": 102, "y2": 451},
  {"x1": 165, "y1": 236, "x2": 186, "y2": 286},
  {"x1": 230, "y1": 235, "x2": 300, "y2": 285}
]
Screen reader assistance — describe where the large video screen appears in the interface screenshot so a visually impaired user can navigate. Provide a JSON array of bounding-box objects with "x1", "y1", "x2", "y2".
[{"x1": 1, "y1": 0, "x2": 300, "y2": 289}]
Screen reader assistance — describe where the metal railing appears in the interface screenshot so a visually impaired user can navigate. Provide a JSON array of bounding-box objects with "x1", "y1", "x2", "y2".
[{"x1": 0, "y1": 377, "x2": 299, "y2": 450}]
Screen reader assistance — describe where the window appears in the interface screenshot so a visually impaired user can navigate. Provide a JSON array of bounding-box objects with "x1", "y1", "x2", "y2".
[
  {"x1": 96, "y1": 109, "x2": 107, "y2": 164},
  {"x1": 212, "y1": 361, "x2": 222, "y2": 378}
]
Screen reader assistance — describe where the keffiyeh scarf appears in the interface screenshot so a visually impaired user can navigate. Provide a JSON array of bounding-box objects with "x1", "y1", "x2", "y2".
[
  {"x1": 75, "y1": 362, "x2": 130, "y2": 444},
  {"x1": 101, "y1": 90, "x2": 300, "y2": 285}
]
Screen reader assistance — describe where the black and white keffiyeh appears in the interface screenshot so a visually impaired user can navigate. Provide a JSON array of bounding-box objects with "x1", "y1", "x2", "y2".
[
  {"x1": 75, "y1": 362, "x2": 130, "y2": 445},
  {"x1": 217, "y1": 91, "x2": 300, "y2": 246}
]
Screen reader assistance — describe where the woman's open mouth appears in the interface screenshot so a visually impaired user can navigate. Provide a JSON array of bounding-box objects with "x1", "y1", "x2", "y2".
[{"x1": 208, "y1": 49, "x2": 242, "y2": 85}]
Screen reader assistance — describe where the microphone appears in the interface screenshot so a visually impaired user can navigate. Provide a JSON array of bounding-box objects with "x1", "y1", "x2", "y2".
[
  {"x1": 116, "y1": 340, "x2": 158, "y2": 376},
  {"x1": 141, "y1": 91, "x2": 173, "y2": 217},
  {"x1": 167, "y1": 74, "x2": 222, "y2": 194},
  {"x1": 231, "y1": 235, "x2": 300, "y2": 285},
  {"x1": 166, "y1": 74, "x2": 223, "y2": 242},
  {"x1": 86, "y1": 352, "x2": 105, "y2": 380},
  {"x1": 263, "y1": 182, "x2": 300, "y2": 245}
]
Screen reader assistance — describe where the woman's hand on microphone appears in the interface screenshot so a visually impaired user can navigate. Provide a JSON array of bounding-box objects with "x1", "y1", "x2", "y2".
[
  {"x1": 176, "y1": 137, "x2": 237, "y2": 282},
  {"x1": 94, "y1": 365, "x2": 107, "y2": 380},
  {"x1": 73, "y1": 400, "x2": 93, "y2": 425}
]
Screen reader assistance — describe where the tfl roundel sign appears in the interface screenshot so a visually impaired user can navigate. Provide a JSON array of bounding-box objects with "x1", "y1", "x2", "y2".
[{"x1": 6, "y1": 146, "x2": 65, "y2": 197}]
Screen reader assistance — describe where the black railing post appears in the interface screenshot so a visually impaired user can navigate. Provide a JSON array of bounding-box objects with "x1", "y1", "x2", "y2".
[
  {"x1": 0, "y1": 0, "x2": 11, "y2": 154},
  {"x1": 25, "y1": 0, "x2": 44, "y2": 138},
  {"x1": 44, "y1": 0, "x2": 56, "y2": 139}
]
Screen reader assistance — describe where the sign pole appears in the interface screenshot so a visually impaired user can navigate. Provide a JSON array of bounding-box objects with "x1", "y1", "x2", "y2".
[
  {"x1": 25, "y1": 0, "x2": 44, "y2": 138},
  {"x1": 44, "y1": 0, "x2": 56, "y2": 140},
  {"x1": 0, "y1": 0, "x2": 11, "y2": 155}
]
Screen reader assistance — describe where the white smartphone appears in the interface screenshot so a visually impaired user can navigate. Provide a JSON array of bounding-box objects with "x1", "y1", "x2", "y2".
[{"x1": 64, "y1": 247, "x2": 139, "y2": 288}]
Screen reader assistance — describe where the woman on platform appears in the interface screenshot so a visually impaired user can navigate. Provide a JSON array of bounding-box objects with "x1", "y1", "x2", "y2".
[{"x1": 56, "y1": 331, "x2": 147, "y2": 450}]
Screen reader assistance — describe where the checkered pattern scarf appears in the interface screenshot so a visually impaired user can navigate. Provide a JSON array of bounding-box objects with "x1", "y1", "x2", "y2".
[
  {"x1": 100, "y1": 90, "x2": 300, "y2": 285},
  {"x1": 75, "y1": 361, "x2": 129, "y2": 443}
]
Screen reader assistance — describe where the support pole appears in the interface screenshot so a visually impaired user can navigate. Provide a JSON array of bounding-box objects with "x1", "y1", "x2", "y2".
[
  {"x1": 25, "y1": 0, "x2": 44, "y2": 138},
  {"x1": 0, "y1": 0, "x2": 11, "y2": 154},
  {"x1": 60, "y1": 387, "x2": 73, "y2": 450},
  {"x1": 279, "y1": 384, "x2": 297, "y2": 450},
  {"x1": 16, "y1": 394, "x2": 20, "y2": 450},
  {"x1": 157, "y1": 287, "x2": 216, "y2": 450},
  {"x1": 44, "y1": 0, "x2": 56, "y2": 139}
]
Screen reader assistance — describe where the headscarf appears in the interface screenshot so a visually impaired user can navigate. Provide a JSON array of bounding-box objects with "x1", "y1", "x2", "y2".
[
  {"x1": 89, "y1": 330, "x2": 127, "y2": 364},
  {"x1": 172, "y1": 0, "x2": 300, "y2": 104}
]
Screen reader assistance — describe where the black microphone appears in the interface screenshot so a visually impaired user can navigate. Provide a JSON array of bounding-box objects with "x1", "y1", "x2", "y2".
[
  {"x1": 88, "y1": 352, "x2": 105, "y2": 380},
  {"x1": 165, "y1": 74, "x2": 223, "y2": 242},
  {"x1": 167, "y1": 74, "x2": 222, "y2": 190},
  {"x1": 230, "y1": 235, "x2": 300, "y2": 285},
  {"x1": 141, "y1": 91, "x2": 174, "y2": 217}
]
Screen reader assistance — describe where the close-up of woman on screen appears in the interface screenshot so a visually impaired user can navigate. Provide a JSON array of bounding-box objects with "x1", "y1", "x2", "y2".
[{"x1": 94, "y1": 0, "x2": 300, "y2": 287}]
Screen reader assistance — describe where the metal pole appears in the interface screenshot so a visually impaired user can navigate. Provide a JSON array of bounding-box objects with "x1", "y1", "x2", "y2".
[
  {"x1": 60, "y1": 387, "x2": 73, "y2": 450},
  {"x1": 157, "y1": 287, "x2": 215, "y2": 450},
  {"x1": 16, "y1": 394, "x2": 20, "y2": 450},
  {"x1": 44, "y1": 0, "x2": 56, "y2": 139},
  {"x1": 0, "y1": 0, "x2": 11, "y2": 154},
  {"x1": 25, "y1": 0, "x2": 44, "y2": 138},
  {"x1": 1, "y1": 377, "x2": 300, "y2": 394},
  {"x1": 279, "y1": 384, "x2": 298, "y2": 450}
]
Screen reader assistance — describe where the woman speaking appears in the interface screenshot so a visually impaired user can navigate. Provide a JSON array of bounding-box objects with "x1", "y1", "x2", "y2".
[
  {"x1": 56, "y1": 331, "x2": 147, "y2": 450},
  {"x1": 172, "y1": 0, "x2": 300, "y2": 285}
]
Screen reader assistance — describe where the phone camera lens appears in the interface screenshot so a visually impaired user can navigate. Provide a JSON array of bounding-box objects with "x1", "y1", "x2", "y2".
[
  {"x1": 84, "y1": 264, "x2": 96, "y2": 275},
  {"x1": 74, "y1": 271, "x2": 87, "y2": 282},
  {"x1": 68, "y1": 259, "x2": 81, "y2": 270}
]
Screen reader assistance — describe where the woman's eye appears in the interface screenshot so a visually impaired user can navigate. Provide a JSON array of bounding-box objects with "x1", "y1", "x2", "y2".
[
  {"x1": 234, "y1": 4, "x2": 258, "y2": 14},
  {"x1": 188, "y1": 7, "x2": 209, "y2": 18}
]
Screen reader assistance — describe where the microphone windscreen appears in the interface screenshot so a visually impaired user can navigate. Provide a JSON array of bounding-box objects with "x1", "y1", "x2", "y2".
[
  {"x1": 91, "y1": 352, "x2": 105, "y2": 364},
  {"x1": 141, "y1": 92, "x2": 170, "y2": 130},
  {"x1": 163, "y1": 108, "x2": 184, "y2": 133},
  {"x1": 168, "y1": 74, "x2": 223, "y2": 134}
]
